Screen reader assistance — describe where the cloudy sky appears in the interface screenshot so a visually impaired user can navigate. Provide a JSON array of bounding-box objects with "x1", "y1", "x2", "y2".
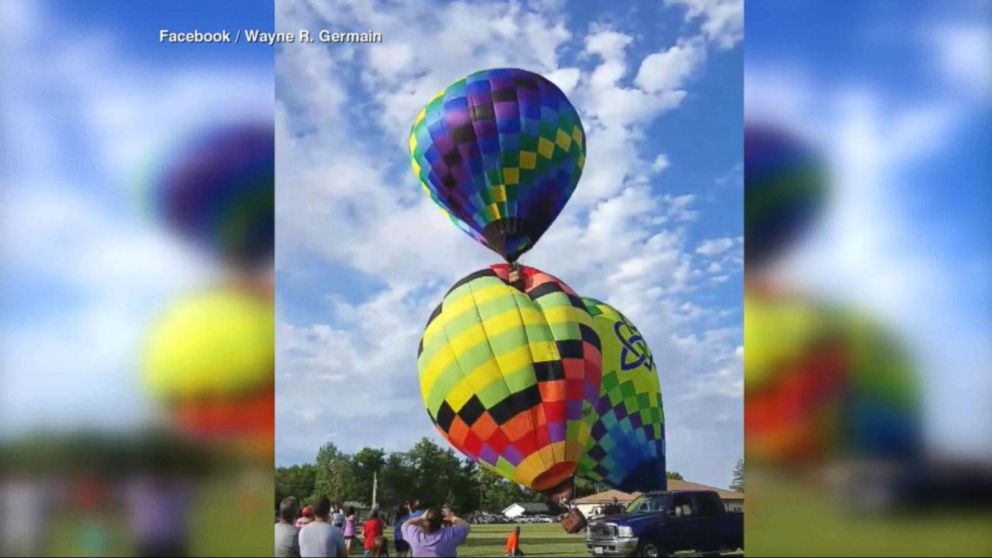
[
  {"x1": 275, "y1": 0, "x2": 744, "y2": 488},
  {"x1": 746, "y1": 0, "x2": 992, "y2": 456},
  {"x1": 0, "y1": 0, "x2": 272, "y2": 434}
]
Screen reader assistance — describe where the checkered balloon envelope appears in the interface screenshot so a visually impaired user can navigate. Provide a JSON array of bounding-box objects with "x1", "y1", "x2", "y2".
[
  {"x1": 409, "y1": 68, "x2": 586, "y2": 263},
  {"x1": 577, "y1": 298, "x2": 666, "y2": 493},
  {"x1": 417, "y1": 264, "x2": 602, "y2": 494},
  {"x1": 151, "y1": 122, "x2": 274, "y2": 269}
]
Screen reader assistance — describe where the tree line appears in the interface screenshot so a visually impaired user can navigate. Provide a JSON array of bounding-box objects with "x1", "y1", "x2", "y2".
[{"x1": 276, "y1": 437, "x2": 693, "y2": 514}]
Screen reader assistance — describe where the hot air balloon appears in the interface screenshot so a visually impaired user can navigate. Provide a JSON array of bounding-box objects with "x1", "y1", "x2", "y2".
[
  {"x1": 577, "y1": 298, "x2": 666, "y2": 492},
  {"x1": 745, "y1": 123, "x2": 827, "y2": 268},
  {"x1": 409, "y1": 68, "x2": 586, "y2": 263},
  {"x1": 151, "y1": 122, "x2": 274, "y2": 269},
  {"x1": 745, "y1": 285, "x2": 920, "y2": 466},
  {"x1": 417, "y1": 264, "x2": 601, "y2": 496},
  {"x1": 144, "y1": 286, "x2": 274, "y2": 455}
]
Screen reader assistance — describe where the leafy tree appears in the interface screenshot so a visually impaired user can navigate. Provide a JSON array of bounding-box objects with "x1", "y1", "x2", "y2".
[
  {"x1": 730, "y1": 458, "x2": 744, "y2": 492},
  {"x1": 572, "y1": 477, "x2": 600, "y2": 499},
  {"x1": 275, "y1": 464, "x2": 317, "y2": 508},
  {"x1": 378, "y1": 452, "x2": 416, "y2": 509},
  {"x1": 478, "y1": 468, "x2": 528, "y2": 513},
  {"x1": 432, "y1": 458, "x2": 480, "y2": 512},
  {"x1": 349, "y1": 448, "x2": 386, "y2": 504},
  {"x1": 666, "y1": 471, "x2": 684, "y2": 480},
  {"x1": 406, "y1": 437, "x2": 478, "y2": 509},
  {"x1": 313, "y1": 442, "x2": 352, "y2": 504}
]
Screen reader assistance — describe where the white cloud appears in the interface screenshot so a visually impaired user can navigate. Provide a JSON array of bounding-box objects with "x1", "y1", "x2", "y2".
[
  {"x1": 926, "y1": 23, "x2": 992, "y2": 99},
  {"x1": 635, "y1": 38, "x2": 707, "y2": 93},
  {"x1": 651, "y1": 153, "x2": 671, "y2": 173},
  {"x1": 664, "y1": 0, "x2": 743, "y2": 49},
  {"x1": 696, "y1": 237, "x2": 734, "y2": 256}
]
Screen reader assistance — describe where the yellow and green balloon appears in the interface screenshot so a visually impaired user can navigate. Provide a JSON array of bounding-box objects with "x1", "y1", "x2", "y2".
[
  {"x1": 144, "y1": 287, "x2": 274, "y2": 453},
  {"x1": 578, "y1": 299, "x2": 666, "y2": 493}
]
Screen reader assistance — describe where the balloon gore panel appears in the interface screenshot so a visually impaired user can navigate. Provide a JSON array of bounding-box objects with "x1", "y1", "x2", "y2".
[{"x1": 417, "y1": 264, "x2": 602, "y2": 493}]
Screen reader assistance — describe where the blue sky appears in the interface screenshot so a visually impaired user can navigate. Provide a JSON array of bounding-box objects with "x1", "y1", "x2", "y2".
[
  {"x1": 746, "y1": 0, "x2": 991, "y2": 455},
  {"x1": 275, "y1": 0, "x2": 744, "y2": 489},
  {"x1": 1, "y1": 0, "x2": 272, "y2": 435}
]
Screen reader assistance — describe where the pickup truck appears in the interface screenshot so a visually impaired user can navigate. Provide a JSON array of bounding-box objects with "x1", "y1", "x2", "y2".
[{"x1": 585, "y1": 490, "x2": 743, "y2": 557}]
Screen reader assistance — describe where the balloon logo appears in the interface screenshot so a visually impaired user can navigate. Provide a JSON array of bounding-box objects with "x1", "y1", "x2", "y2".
[
  {"x1": 579, "y1": 298, "x2": 666, "y2": 493},
  {"x1": 614, "y1": 318, "x2": 654, "y2": 372},
  {"x1": 417, "y1": 264, "x2": 601, "y2": 494},
  {"x1": 409, "y1": 68, "x2": 586, "y2": 262}
]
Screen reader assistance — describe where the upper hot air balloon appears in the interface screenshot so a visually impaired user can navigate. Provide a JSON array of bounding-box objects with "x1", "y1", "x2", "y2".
[
  {"x1": 578, "y1": 298, "x2": 666, "y2": 492},
  {"x1": 417, "y1": 264, "x2": 601, "y2": 496},
  {"x1": 409, "y1": 68, "x2": 586, "y2": 263},
  {"x1": 745, "y1": 123, "x2": 826, "y2": 268},
  {"x1": 151, "y1": 122, "x2": 274, "y2": 269}
]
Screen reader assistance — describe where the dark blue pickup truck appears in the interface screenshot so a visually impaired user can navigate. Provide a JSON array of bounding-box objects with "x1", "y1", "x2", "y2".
[{"x1": 585, "y1": 490, "x2": 743, "y2": 557}]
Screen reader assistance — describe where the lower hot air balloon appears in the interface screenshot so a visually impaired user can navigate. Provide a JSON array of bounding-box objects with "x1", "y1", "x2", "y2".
[
  {"x1": 144, "y1": 286, "x2": 274, "y2": 456},
  {"x1": 745, "y1": 284, "x2": 920, "y2": 465},
  {"x1": 417, "y1": 264, "x2": 602, "y2": 496},
  {"x1": 578, "y1": 299, "x2": 666, "y2": 492}
]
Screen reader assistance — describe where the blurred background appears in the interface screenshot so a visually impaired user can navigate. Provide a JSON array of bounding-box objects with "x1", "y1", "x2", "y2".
[
  {"x1": 744, "y1": 0, "x2": 992, "y2": 556},
  {"x1": 1, "y1": 1, "x2": 275, "y2": 556}
]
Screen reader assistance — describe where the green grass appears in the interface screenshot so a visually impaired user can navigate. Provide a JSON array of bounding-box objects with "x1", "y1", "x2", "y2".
[
  {"x1": 458, "y1": 523, "x2": 587, "y2": 557},
  {"x1": 746, "y1": 475, "x2": 992, "y2": 556}
]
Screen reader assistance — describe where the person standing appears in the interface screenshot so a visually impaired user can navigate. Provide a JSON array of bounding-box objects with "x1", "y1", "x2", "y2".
[
  {"x1": 401, "y1": 505, "x2": 470, "y2": 558},
  {"x1": 298, "y1": 497, "x2": 347, "y2": 558},
  {"x1": 275, "y1": 497, "x2": 302, "y2": 558},
  {"x1": 330, "y1": 503, "x2": 345, "y2": 530},
  {"x1": 362, "y1": 509, "x2": 384, "y2": 558},
  {"x1": 343, "y1": 506, "x2": 358, "y2": 554},
  {"x1": 504, "y1": 526, "x2": 523, "y2": 556},
  {"x1": 392, "y1": 504, "x2": 410, "y2": 557},
  {"x1": 124, "y1": 473, "x2": 191, "y2": 557},
  {"x1": 393, "y1": 501, "x2": 424, "y2": 557},
  {"x1": 296, "y1": 506, "x2": 314, "y2": 530}
]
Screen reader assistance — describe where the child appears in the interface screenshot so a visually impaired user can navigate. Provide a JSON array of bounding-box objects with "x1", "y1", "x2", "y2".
[{"x1": 505, "y1": 526, "x2": 524, "y2": 556}]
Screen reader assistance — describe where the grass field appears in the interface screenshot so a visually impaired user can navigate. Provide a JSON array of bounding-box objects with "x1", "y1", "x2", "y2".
[
  {"x1": 746, "y1": 475, "x2": 992, "y2": 556},
  {"x1": 459, "y1": 523, "x2": 587, "y2": 557},
  {"x1": 47, "y1": 473, "x2": 992, "y2": 557}
]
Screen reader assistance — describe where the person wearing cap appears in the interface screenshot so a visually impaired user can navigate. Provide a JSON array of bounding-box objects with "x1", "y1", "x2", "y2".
[{"x1": 296, "y1": 506, "x2": 314, "y2": 529}]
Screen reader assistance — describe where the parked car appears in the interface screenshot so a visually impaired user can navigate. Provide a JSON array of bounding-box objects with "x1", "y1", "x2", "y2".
[
  {"x1": 585, "y1": 490, "x2": 743, "y2": 557},
  {"x1": 473, "y1": 513, "x2": 512, "y2": 524}
]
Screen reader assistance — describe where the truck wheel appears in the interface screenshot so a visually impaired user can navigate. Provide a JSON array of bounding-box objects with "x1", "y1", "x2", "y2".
[{"x1": 637, "y1": 542, "x2": 664, "y2": 558}]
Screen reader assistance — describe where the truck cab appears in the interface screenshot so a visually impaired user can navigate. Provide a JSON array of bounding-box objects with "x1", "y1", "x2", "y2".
[{"x1": 585, "y1": 490, "x2": 743, "y2": 557}]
